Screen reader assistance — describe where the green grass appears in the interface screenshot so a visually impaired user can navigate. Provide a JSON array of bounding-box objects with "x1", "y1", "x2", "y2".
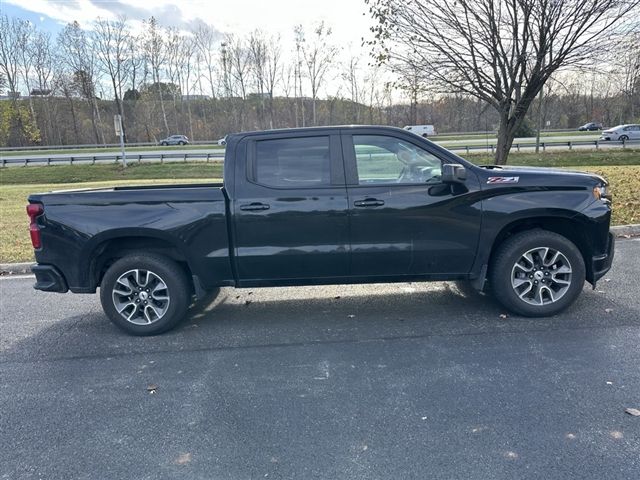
[
  {"x1": 432, "y1": 130, "x2": 597, "y2": 142},
  {"x1": 467, "y1": 149, "x2": 640, "y2": 167},
  {"x1": 1, "y1": 143, "x2": 224, "y2": 157},
  {"x1": 0, "y1": 161, "x2": 223, "y2": 185}
]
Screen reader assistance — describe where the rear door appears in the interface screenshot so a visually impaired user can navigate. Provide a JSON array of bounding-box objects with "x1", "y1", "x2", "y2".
[
  {"x1": 233, "y1": 132, "x2": 350, "y2": 284},
  {"x1": 342, "y1": 130, "x2": 482, "y2": 277}
]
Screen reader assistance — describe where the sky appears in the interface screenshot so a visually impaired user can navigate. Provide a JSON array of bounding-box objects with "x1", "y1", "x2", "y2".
[{"x1": 1, "y1": 0, "x2": 375, "y2": 54}]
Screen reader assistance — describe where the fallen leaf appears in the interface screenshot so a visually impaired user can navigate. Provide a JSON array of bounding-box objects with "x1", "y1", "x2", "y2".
[
  {"x1": 244, "y1": 300, "x2": 252, "y2": 306},
  {"x1": 499, "y1": 313, "x2": 508, "y2": 319},
  {"x1": 334, "y1": 296, "x2": 341, "y2": 299},
  {"x1": 175, "y1": 453, "x2": 192, "y2": 465},
  {"x1": 147, "y1": 384, "x2": 158, "y2": 394},
  {"x1": 625, "y1": 408, "x2": 640, "y2": 417},
  {"x1": 606, "y1": 381, "x2": 613, "y2": 385},
  {"x1": 605, "y1": 278, "x2": 611, "y2": 282},
  {"x1": 605, "y1": 308, "x2": 613, "y2": 313},
  {"x1": 348, "y1": 314, "x2": 355, "y2": 318}
]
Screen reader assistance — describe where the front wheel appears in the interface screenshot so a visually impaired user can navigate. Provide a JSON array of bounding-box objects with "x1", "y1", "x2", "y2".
[
  {"x1": 100, "y1": 253, "x2": 191, "y2": 335},
  {"x1": 619, "y1": 135, "x2": 629, "y2": 142},
  {"x1": 490, "y1": 230, "x2": 585, "y2": 317}
]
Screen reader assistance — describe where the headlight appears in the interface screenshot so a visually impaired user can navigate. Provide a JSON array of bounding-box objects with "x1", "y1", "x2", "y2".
[{"x1": 593, "y1": 185, "x2": 611, "y2": 201}]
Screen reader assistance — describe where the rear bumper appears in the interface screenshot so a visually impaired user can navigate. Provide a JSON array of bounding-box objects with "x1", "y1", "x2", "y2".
[
  {"x1": 592, "y1": 233, "x2": 615, "y2": 283},
  {"x1": 32, "y1": 264, "x2": 68, "y2": 293}
]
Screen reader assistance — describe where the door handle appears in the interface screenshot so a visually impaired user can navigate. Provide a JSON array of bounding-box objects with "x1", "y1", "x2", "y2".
[
  {"x1": 240, "y1": 203, "x2": 270, "y2": 211},
  {"x1": 354, "y1": 198, "x2": 385, "y2": 207}
]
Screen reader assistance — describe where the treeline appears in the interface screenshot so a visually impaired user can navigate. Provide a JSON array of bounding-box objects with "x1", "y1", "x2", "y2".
[{"x1": 1, "y1": 14, "x2": 638, "y2": 147}]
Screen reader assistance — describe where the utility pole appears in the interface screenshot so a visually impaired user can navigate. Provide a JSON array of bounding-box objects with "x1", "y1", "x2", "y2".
[
  {"x1": 535, "y1": 86, "x2": 544, "y2": 153},
  {"x1": 221, "y1": 42, "x2": 229, "y2": 97}
]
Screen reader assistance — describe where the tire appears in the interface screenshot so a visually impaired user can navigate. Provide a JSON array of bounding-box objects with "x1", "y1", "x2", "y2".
[
  {"x1": 489, "y1": 230, "x2": 585, "y2": 317},
  {"x1": 619, "y1": 135, "x2": 629, "y2": 142},
  {"x1": 178, "y1": 141, "x2": 185, "y2": 145},
  {"x1": 100, "y1": 253, "x2": 191, "y2": 335},
  {"x1": 161, "y1": 142, "x2": 167, "y2": 146}
]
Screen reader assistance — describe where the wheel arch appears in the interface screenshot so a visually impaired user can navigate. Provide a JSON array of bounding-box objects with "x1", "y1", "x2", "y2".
[
  {"x1": 486, "y1": 215, "x2": 594, "y2": 282},
  {"x1": 83, "y1": 229, "x2": 195, "y2": 291}
]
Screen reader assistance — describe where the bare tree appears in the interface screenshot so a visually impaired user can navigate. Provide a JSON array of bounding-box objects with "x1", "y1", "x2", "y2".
[
  {"x1": 31, "y1": 30, "x2": 55, "y2": 143},
  {"x1": 297, "y1": 22, "x2": 340, "y2": 125},
  {"x1": 193, "y1": 23, "x2": 220, "y2": 99},
  {"x1": 93, "y1": 16, "x2": 131, "y2": 142},
  {"x1": 367, "y1": 0, "x2": 640, "y2": 164},
  {"x1": 0, "y1": 15, "x2": 26, "y2": 97},
  {"x1": 142, "y1": 16, "x2": 170, "y2": 136},
  {"x1": 264, "y1": 35, "x2": 282, "y2": 129},
  {"x1": 342, "y1": 52, "x2": 362, "y2": 122},
  {"x1": 58, "y1": 21, "x2": 105, "y2": 144},
  {"x1": 226, "y1": 34, "x2": 251, "y2": 129}
]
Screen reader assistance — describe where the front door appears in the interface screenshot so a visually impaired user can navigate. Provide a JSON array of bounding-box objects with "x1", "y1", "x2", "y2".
[
  {"x1": 343, "y1": 131, "x2": 482, "y2": 277},
  {"x1": 233, "y1": 133, "x2": 350, "y2": 284}
]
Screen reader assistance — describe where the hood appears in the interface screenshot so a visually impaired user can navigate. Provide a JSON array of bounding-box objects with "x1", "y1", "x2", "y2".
[{"x1": 477, "y1": 164, "x2": 606, "y2": 187}]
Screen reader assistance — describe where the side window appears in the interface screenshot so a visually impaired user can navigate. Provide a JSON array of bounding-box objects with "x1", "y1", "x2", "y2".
[
  {"x1": 254, "y1": 136, "x2": 331, "y2": 188},
  {"x1": 353, "y1": 135, "x2": 443, "y2": 185}
]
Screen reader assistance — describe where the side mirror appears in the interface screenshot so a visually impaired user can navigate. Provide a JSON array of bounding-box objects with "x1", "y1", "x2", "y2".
[{"x1": 441, "y1": 164, "x2": 467, "y2": 184}]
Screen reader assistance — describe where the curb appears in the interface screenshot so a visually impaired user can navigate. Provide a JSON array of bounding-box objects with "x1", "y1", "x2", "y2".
[
  {"x1": 0, "y1": 262, "x2": 33, "y2": 276},
  {"x1": 1, "y1": 225, "x2": 639, "y2": 276},
  {"x1": 610, "y1": 224, "x2": 640, "y2": 237}
]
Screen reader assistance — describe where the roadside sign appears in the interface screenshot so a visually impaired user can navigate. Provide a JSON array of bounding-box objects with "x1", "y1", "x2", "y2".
[
  {"x1": 114, "y1": 114, "x2": 126, "y2": 167},
  {"x1": 114, "y1": 115, "x2": 122, "y2": 135}
]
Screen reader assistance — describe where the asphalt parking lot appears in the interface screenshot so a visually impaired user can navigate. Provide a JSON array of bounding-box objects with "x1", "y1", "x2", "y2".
[{"x1": 1, "y1": 239, "x2": 639, "y2": 479}]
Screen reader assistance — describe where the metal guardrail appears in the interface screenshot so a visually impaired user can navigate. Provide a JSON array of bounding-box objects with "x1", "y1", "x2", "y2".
[
  {"x1": 447, "y1": 138, "x2": 640, "y2": 155},
  {"x1": 0, "y1": 140, "x2": 223, "y2": 152},
  {"x1": 1, "y1": 139, "x2": 638, "y2": 166},
  {"x1": 1, "y1": 151, "x2": 225, "y2": 166}
]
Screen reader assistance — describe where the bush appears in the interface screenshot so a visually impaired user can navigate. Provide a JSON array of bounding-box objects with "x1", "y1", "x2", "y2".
[{"x1": 513, "y1": 118, "x2": 535, "y2": 138}]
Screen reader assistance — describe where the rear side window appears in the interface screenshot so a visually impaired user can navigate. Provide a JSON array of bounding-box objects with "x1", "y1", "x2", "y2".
[{"x1": 253, "y1": 136, "x2": 331, "y2": 188}]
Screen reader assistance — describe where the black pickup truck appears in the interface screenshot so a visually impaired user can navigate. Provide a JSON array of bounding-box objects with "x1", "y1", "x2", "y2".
[{"x1": 28, "y1": 126, "x2": 614, "y2": 335}]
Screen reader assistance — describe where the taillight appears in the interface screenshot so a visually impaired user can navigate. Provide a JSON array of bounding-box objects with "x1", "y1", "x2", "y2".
[{"x1": 26, "y1": 203, "x2": 44, "y2": 249}]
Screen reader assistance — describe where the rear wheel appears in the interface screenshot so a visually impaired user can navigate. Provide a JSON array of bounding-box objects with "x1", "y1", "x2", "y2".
[
  {"x1": 490, "y1": 230, "x2": 585, "y2": 317},
  {"x1": 100, "y1": 253, "x2": 191, "y2": 335}
]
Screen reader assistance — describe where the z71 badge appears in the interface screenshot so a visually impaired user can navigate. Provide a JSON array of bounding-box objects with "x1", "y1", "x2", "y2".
[{"x1": 487, "y1": 176, "x2": 520, "y2": 184}]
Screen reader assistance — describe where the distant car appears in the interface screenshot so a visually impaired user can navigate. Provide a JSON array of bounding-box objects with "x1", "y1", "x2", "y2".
[
  {"x1": 600, "y1": 124, "x2": 640, "y2": 141},
  {"x1": 159, "y1": 135, "x2": 189, "y2": 146},
  {"x1": 578, "y1": 122, "x2": 603, "y2": 131},
  {"x1": 403, "y1": 125, "x2": 436, "y2": 137},
  {"x1": 217, "y1": 136, "x2": 227, "y2": 146}
]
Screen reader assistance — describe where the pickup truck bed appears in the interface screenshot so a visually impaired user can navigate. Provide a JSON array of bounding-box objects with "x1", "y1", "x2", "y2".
[{"x1": 29, "y1": 183, "x2": 233, "y2": 294}]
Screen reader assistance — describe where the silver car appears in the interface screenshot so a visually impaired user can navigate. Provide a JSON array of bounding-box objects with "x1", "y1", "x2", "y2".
[
  {"x1": 600, "y1": 124, "x2": 640, "y2": 141},
  {"x1": 159, "y1": 135, "x2": 189, "y2": 146}
]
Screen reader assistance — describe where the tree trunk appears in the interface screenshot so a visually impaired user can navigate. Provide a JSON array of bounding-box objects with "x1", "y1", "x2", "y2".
[{"x1": 495, "y1": 112, "x2": 515, "y2": 165}]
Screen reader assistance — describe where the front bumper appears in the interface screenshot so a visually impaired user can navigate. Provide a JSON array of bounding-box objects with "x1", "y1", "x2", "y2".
[
  {"x1": 32, "y1": 264, "x2": 68, "y2": 293},
  {"x1": 592, "y1": 232, "x2": 615, "y2": 283}
]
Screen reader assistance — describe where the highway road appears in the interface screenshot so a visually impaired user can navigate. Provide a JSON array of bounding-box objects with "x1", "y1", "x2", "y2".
[
  {"x1": 1, "y1": 133, "x2": 635, "y2": 166},
  {"x1": 1, "y1": 238, "x2": 639, "y2": 479}
]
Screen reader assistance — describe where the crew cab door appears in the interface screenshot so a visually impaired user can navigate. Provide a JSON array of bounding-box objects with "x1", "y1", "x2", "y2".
[
  {"x1": 342, "y1": 130, "x2": 482, "y2": 277},
  {"x1": 233, "y1": 132, "x2": 349, "y2": 284}
]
